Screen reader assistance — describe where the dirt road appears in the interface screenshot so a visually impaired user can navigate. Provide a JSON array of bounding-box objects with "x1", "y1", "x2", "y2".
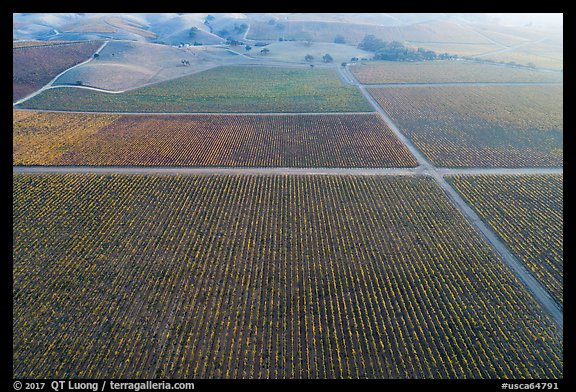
[
  {"x1": 13, "y1": 41, "x2": 110, "y2": 106},
  {"x1": 340, "y1": 64, "x2": 564, "y2": 329}
]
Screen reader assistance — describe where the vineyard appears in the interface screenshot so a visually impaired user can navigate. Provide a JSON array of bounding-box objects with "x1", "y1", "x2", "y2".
[
  {"x1": 16, "y1": 66, "x2": 373, "y2": 113},
  {"x1": 13, "y1": 174, "x2": 562, "y2": 379},
  {"x1": 13, "y1": 110, "x2": 120, "y2": 165},
  {"x1": 350, "y1": 61, "x2": 563, "y2": 84},
  {"x1": 13, "y1": 111, "x2": 416, "y2": 167},
  {"x1": 13, "y1": 40, "x2": 102, "y2": 101},
  {"x1": 447, "y1": 175, "x2": 563, "y2": 306},
  {"x1": 369, "y1": 85, "x2": 563, "y2": 167}
]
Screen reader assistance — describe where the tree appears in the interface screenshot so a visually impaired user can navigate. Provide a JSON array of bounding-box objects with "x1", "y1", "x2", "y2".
[
  {"x1": 189, "y1": 27, "x2": 199, "y2": 39},
  {"x1": 245, "y1": 45, "x2": 252, "y2": 51},
  {"x1": 322, "y1": 53, "x2": 333, "y2": 63},
  {"x1": 334, "y1": 35, "x2": 346, "y2": 44},
  {"x1": 304, "y1": 54, "x2": 314, "y2": 62},
  {"x1": 439, "y1": 52, "x2": 455, "y2": 60},
  {"x1": 234, "y1": 23, "x2": 248, "y2": 34},
  {"x1": 260, "y1": 48, "x2": 270, "y2": 55},
  {"x1": 358, "y1": 34, "x2": 442, "y2": 62},
  {"x1": 358, "y1": 34, "x2": 385, "y2": 52},
  {"x1": 226, "y1": 38, "x2": 241, "y2": 46},
  {"x1": 341, "y1": 62, "x2": 347, "y2": 67},
  {"x1": 93, "y1": 53, "x2": 99, "y2": 59},
  {"x1": 390, "y1": 41, "x2": 404, "y2": 50}
]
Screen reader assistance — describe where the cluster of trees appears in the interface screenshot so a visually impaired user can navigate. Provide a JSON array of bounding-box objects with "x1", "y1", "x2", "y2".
[
  {"x1": 358, "y1": 35, "x2": 456, "y2": 62},
  {"x1": 305, "y1": 54, "x2": 333, "y2": 63},
  {"x1": 188, "y1": 27, "x2": 199, "y2": 38},
  {"x1": 218, "y1": 23, "x2": 248, "y2": 40},
  {"x1": 225, "y1": 38, "x2": 244, "y2": 46},
  {"x1": 334, "y1": 35, "x2": 346, "y2": 44}
]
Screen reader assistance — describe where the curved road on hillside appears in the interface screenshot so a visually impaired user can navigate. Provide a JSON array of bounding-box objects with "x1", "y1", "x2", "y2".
[{"x1": 13, "y1": 41, "x2": 110, "y2": 106}]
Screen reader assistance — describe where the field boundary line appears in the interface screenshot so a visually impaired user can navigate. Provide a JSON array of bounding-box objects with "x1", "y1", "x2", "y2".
[
  {"x1": 12, "y1": 109, "x2": 376, "y2": 116},
  {"x1": 12, "y1": 166, "x2": 424, "y2": 176},
  {"x1": 362, "y1": 82, "x2": 563, "y2": 87}
]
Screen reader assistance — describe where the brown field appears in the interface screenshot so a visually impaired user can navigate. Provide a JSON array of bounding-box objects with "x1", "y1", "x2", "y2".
[{"x1": 13, "y1": 111, "x2": 417, "y2": 168}]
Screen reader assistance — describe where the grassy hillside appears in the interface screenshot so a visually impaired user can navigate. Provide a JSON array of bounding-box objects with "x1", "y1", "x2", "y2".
[{"x1": 53, "y1": 41, "x2": 244, "y2": 91}]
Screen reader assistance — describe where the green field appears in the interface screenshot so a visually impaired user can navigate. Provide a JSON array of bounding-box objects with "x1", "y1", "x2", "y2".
[
  {"x1": 17, "y1": 65, "x2": 373, "y2": 113},
  {"x1": 13, "y1": 174, "x2": 562, "y2": 378}
]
